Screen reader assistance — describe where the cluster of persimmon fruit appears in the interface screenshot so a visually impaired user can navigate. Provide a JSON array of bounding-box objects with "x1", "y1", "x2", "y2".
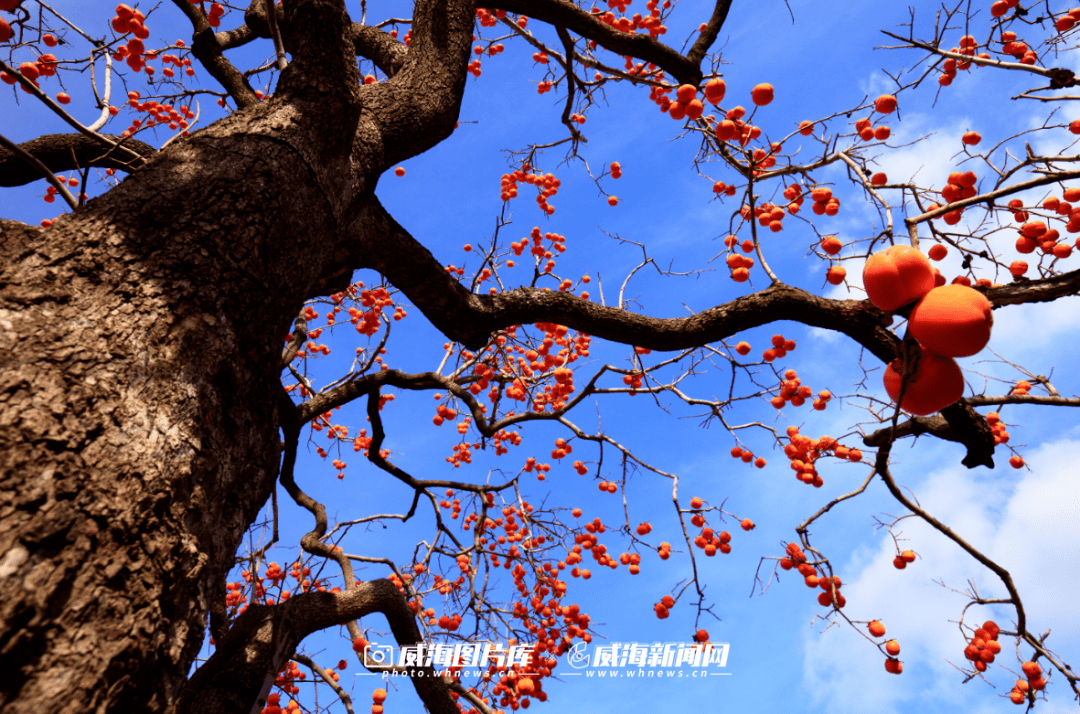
[
  {"x1": 937, "y1": 34, "x2": 989, "y2": 86},
  {"x1": 653, "y1": 594, "x2": 677, "y2": 619},
  {"x1": 962, "y1": 620, "x2": 1004, "y2": 673},
  {"x1": 737, "y1": 189, "x2": 798, "y2": 236},
  {"x1": 724, "y1": 242, "x2": 756, "y2": 282},
  {"x1": 769, "y1": 368, "x2": 831, "y2": 412},
  {"x1": 590, "y1": 0, "x2": 672, "y2": 40},
  {"x1": 779, "y1": 542, "x2": 847, "y2": 609},
  {"x1": 984, "y1": 412, "x2": 1025, "y2": 469},
  {"x1": 861, "y1": 245, "x2": 993, "y2": 416},
  {"x1": 781, "y1": 425, "x2": 862, "y2": 488},
  {"x1": 650, "y1": 79, "x2": 776, "y2": 147},
  {"x1": 891, "y1": 549, "x2": 917, "y2": 570},
  {"x1": 927, "y1": 169, "x2": 980, "y2": 226},
  {"x1": 728, "y1": 446, "x2": 766, "y2": 469},
  {"x1": 1011, "y1": 659, "x2": 1049, "y2": 704},
  {"x1": 930, "y1": 21, "x2": 1077, "y2": 90},
  {"x1": 273, "y1": 660, "x2": 306, "y2": 697},
  {"x1": 947, "y1": 619, "x2": 1053, "y2": 702},
  {"x1": 1009, "y1": 206, "x2": 1079, "y2": 278},
  {"x1": 258, "y1": 658, "x2": 347, "y2": 713},
  {"x1": 118, "y1": 89, "x2": 197, "y2": 139},
  {"x1": 760, "y1": 333, "x2": 796, "y2": 363},
  {"x1": 260, "y1": 692, "x2": 299, "y2": 714},
  {"x1": 1, "y1": 49, "x2": 58, "y2": 91},
  {"x1": 498, "y1": 168, "x2": 562, "y2": 215},
  {"x1": 688, "y1": 504, "x2": 732, "y2": 557}
]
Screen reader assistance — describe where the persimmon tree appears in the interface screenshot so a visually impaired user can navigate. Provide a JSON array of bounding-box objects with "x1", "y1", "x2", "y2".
[{"x1": 1, "y1": 0, "x2": 1079, "y2": 713}]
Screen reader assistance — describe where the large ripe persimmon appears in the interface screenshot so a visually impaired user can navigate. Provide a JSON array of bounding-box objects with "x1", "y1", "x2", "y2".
[
  {"x1": 863, "y1": 245, "x2": 935, "y2": 311},
  {"x1": 751, "y1": 83, "x2": 774, "y2": 106},
  {"x1": 704, "y1": 78, "x2": 726, "y2": 104},
  {"x1": 883, "y1": 347, "x2": 964, "y2": 416},
  {"x1": 875, "y1": 94, "x2": 898, "y2": 114},
  {"x1": 908, "y1": 285, "x2": 993, "y2": 357}
]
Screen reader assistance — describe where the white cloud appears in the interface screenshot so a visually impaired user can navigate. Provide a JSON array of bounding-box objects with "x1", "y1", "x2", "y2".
[
  {"x1": 808, "y1": 325, "x2": 844, "y2": 344},
  {"x1": 991, "y1": 291, "x2": 1080, "y2": 352}
]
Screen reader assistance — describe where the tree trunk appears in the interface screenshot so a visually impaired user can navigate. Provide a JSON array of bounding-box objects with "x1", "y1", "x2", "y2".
[
  {"x1": 0, "y1": 86, "x2": 359, "y2": 711},
  {"x1": 0, "y1": 0, "x2": 482, "y2": 707}
]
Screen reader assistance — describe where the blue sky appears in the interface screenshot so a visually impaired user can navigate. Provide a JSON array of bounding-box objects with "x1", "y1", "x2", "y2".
[{"x1": 3, "y1": 1, "x2": 1080, "y2": 712}]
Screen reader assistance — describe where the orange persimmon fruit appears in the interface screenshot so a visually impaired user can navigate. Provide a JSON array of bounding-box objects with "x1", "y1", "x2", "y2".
[
  {"x1": 863, "y1": 245, "x2": 935, "y2": 311},
  {"x1": 907, "y1": 285, "x2": 993, "y2": 357},
  {"x1": 875, "y1": 94, "x2": 898, "y2": 114},
  {"x1": 883, "y1": 347, "x2": 964, "y2": 416},
  {"x1": 751, "y1": 83, "x2": 774, "y2": 106},
  {"x1": 704, "y1": 78, "x2": 726, "y2": 104}
]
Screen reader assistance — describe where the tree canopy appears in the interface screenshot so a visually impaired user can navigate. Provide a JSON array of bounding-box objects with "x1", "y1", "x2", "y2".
[{"x1": 1, "y1": 0, "x2": 1079, "y2": 713}]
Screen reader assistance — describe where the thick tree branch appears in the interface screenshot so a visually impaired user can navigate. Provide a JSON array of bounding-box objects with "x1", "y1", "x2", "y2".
[
  {"x1": 244, "y1": 0, "x2": 281, "y2": 40},
  {"x1": 355, "y1": 0, "x2": 473, "y2": 169},
  {"x1": 0, "y1": 59, "x2": 148, "y2": 166},
  {"x1": 358, "y1": 196, "x2": 897, "y2": 355},
  {"x1": 864, "y1": 401, "x2": 996, "y2": 469},
  {"x1": 296, "y1": 369, "x2": 447, "y2": 424},
  {"x1": 687, "y1": 0, "x2": 733, "y2": 66},
  {"x1": 244, "y1": 0, "x2": 408, "y2": 80},
  {"x1": 355, "y1": 197, "x2": 1078, "y2": 359},
  {"x1": 179, "y1": 580, "x2": 459, "y2": 714},
  {"x1": 0, "y1": 133, "x2": 156, "y2": 187},
  {"x1": 350, "y1": 25, "x2": 409, "y2": 77},
  {"x1": 986, "y1": 268, "x2": 1080, "y2": 307},
  {"x1": 346, "y1": 196, "x2": 1007, "y2": 466},
  {"x1": 277, "y1": 0, "x2": 358, "y2": 97},
  {"x1": 217, "y1": 22, "x2": 259, "y2": 51},
  {"x1": 864, "y1": 413, "x2": 955, "y2": 448},
  {"x1": 170, "y1": 0, "x2": 261, "y2": 108},
  {"x1": 939, "y1": 401, "x2": 995, "y2": 469},
  {"x1": 489, "y1": 0, "x2": 711, "y2": 85},
  {"x1": 0, "y1": 132, "x2": 78, "y2": 207}
]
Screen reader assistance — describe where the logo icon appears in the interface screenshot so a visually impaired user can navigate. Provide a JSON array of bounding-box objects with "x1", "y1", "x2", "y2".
[
  {"x1": 366, "y1": 644, "x2": 394, "y2": 665},
  {"x1": 567, "y1": 642, "x2": 590, "y2": 669}
]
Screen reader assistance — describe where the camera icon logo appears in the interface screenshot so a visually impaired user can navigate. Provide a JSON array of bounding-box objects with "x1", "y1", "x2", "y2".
[{"x1": 365, "y1": 644, "x2": 395, "y2": 665}]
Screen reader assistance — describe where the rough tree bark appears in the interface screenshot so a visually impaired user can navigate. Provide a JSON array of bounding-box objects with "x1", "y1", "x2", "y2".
[
  {"x1": 0, "y1": 0, "x2": 397, "y2": 710},
  {"x1": 3, "y1": 0, "x2": 1053, "y2": 711}
]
